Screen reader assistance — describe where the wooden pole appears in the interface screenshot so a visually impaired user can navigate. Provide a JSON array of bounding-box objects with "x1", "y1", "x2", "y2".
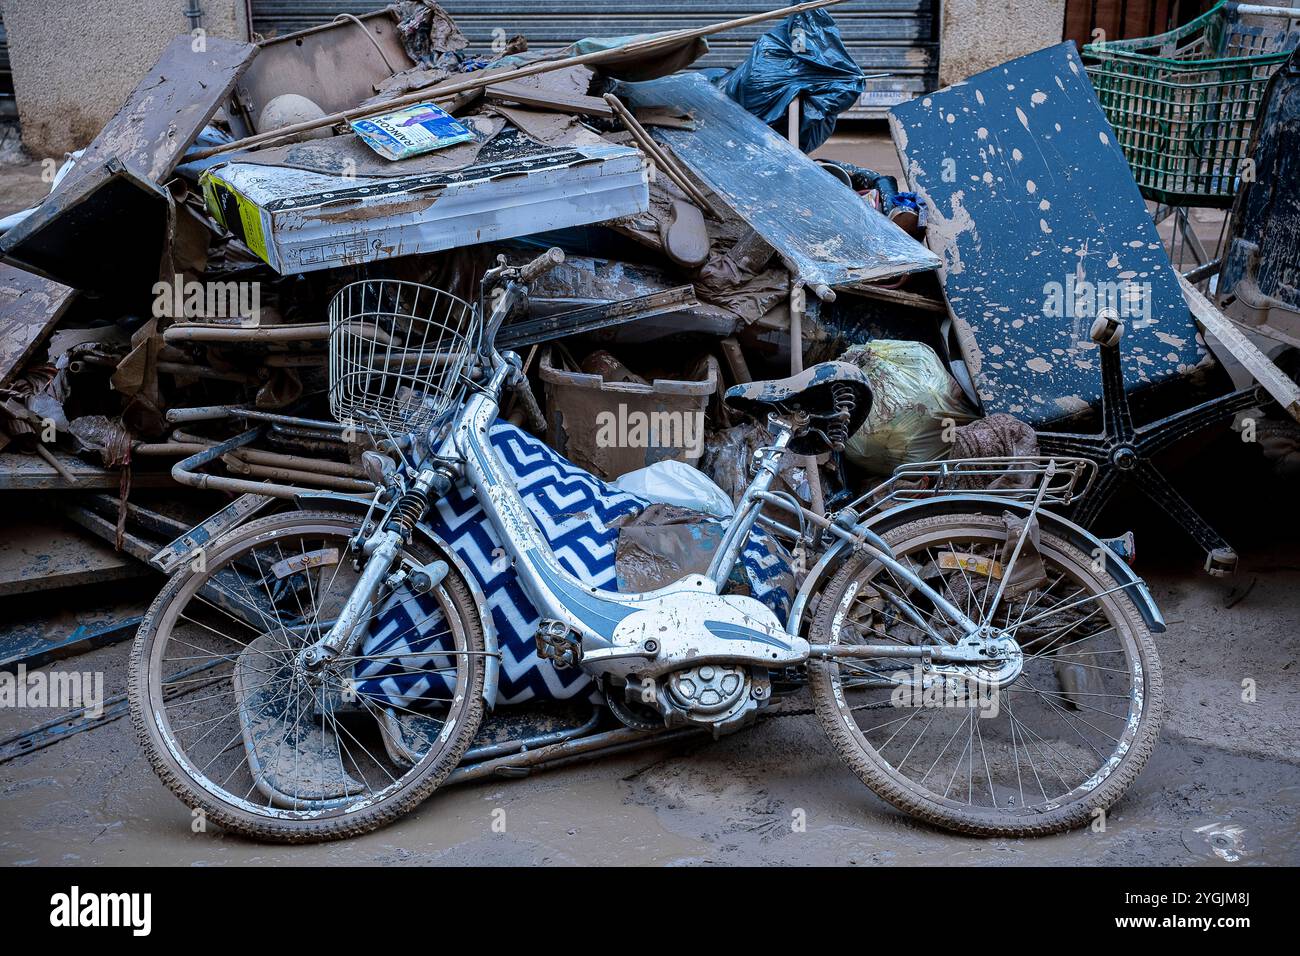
[
  {"x1": 190, "y1": 0, "x2": 848, "y2": 161},
  {"x1": 603, "y1": 93, "x2": 721, "y2": 218}
]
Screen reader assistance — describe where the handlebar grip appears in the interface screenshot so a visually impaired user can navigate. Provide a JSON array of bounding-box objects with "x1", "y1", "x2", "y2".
[{"x1": 518, "y1": 247, "x2": 565, "y2": 283}]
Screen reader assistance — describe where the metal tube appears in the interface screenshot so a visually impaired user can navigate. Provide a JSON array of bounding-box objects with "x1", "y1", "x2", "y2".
[
  {"x1": 163, "y1": 323, "x2": 332, "y2": 343},
  {"x1": 222, "y1": 456, "x2": 374, "y2": 493},
  {"x1": 445, "y1": 725, "x2": 703, "y2": 786},
  {"x1": 460, "y1": 709, "x2": 603, "y2": 762},
  {"x1": 171, "y1": 427, "x2": 309, "y2": 500},
  {"x1": 171, "y1": 431, "x2": 366, "y2": 477},
  {"x1": 705, "y1": 426, "x2": 793, "y2": 586}
]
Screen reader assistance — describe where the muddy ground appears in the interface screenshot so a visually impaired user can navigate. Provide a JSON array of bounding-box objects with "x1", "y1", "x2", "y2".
[
  {"x1": 2, "y1": 433, "x2": 1297, "y2": 867},
  {"x1": 1, "y1": 128, "x2": 1297, "y2": 866}
]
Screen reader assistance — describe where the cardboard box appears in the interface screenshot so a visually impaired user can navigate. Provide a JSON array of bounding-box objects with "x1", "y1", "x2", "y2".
[{"x1": 202, "y1": 138, "x2": 649, "y2": 274}]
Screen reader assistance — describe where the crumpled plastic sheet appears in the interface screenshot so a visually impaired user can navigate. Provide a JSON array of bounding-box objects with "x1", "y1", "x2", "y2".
[{"x1": 841, "y1": 339, "x2": 979, "y2": 476}]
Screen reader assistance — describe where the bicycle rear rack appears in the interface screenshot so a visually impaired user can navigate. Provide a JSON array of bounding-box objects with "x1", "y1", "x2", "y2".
[{"x1": 845, "y1": 456, "x2": 1098, "y2": 516}]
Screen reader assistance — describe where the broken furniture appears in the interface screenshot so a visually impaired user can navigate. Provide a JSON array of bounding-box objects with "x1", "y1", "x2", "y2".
[
  {"x1": 618, "y1": 70, "x2": 938, "y2": 295},
  {"x1": 0, "y1": 264, "x2": 76, "y2": 387},
  {"x1": 1035, "y1": 315, "x2": 1264, "y2": 574},
  {"x1": 892, "y1": 42, "x2": 1286, "y2": 572},
  {"x1": 0, "y1": 36, "x2": 257, "y2": 297},
  {"x1": 1217, "y1": 46, "x2": 1300, "y2": 351},
  {"x1": 227, "y1": 9, "x2": 416, "y2": 136}
]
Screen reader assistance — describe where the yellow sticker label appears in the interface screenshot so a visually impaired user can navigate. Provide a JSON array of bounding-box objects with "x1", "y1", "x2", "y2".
[
  {"x1": 939, "y1": 551, "x2": 1004, "y2": 579},
  {"x1": 203, "y1": 174, "x2": 272, "y2": 266}
]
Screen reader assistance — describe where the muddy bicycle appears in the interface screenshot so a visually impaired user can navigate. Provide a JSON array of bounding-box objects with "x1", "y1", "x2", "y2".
[{"x1": 129, "y1": 248, "x2": 1165, "y2": 842}]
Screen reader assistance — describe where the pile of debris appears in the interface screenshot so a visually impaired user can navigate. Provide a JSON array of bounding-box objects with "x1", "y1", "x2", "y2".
[
  {"x1": 0, "y1": 1, "x2": 957, "y2": 533},
  {"x1": 0, "y1": 0, "x2": 1296, "y2": 602}
]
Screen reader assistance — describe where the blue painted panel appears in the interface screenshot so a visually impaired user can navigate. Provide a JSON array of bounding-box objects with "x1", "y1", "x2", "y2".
[
  {"x1": 891, "y1": 42, "x2": 1212, "y2": 426},
  {"x1": 1219, "y1": 50, "x2": 1300, "y2": 319}
]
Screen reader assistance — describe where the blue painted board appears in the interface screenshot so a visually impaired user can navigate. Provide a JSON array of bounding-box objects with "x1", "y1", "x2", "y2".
[
  {"x1": 891, "y1": 42, "x2": 1212, "y2": 426},
  {"x1": 619, "y1": 72, "x2": 940, "y2": 290}
]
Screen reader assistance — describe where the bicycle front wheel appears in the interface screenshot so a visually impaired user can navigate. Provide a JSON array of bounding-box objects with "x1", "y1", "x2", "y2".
[
  {"x1": 809, "y1": 511, "x2": 1162, "y2": 836},
  {"x1": 128, "y1": 510, "x2": 485, "y2": 843}
]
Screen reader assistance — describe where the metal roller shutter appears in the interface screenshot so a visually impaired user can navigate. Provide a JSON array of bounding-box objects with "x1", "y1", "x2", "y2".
[{"x1": 249, "y1": 1, "x2": 938, "y2": 116}]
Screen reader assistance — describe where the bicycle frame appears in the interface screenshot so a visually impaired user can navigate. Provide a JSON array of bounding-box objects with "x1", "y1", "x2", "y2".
[
  {"x1": 444, "y1": 282, "x2": 991, "y2": 668},
  {"x1": 303, "y1": 274, "x2": 1029, "y2": 719}
]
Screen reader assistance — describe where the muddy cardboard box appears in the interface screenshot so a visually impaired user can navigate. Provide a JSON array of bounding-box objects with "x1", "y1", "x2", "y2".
[{"x1": 200, "y1": 139, "x2": 649, "y2": 274}]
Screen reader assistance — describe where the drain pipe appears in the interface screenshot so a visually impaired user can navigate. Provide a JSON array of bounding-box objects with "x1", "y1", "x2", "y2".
[{"x1": 184, "y1": 0, "x2": 204, "y2": 31}]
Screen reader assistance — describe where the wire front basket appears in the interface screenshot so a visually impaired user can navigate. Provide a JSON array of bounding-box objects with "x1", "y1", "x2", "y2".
[{"x1": 328, "y1": 280, "x2": 480, "y2": 437}]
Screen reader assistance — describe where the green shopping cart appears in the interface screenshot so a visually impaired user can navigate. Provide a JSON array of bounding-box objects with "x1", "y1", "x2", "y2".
[{"x1": 1084, "y1": 1, "x2": 1300, "y2": 208}]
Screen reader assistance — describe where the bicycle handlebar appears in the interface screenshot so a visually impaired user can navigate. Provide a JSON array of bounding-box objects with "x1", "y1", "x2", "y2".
[{"x1": 480, "y1": 248, "x2": 566, "y2": 357}]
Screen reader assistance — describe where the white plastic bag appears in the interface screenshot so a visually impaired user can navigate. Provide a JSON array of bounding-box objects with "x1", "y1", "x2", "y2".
[{"x1": 613, "y1": 460, "x2": 736, "y2": 517}]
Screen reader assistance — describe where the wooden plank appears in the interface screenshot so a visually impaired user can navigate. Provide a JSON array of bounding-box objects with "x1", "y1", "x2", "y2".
[
  {"x1": 0, "y1": 450, "x2": 176, "y2": 490},
  {"x1": 622, "y1": 72, "x2": 938, "y2": 290},
  {"x1": 485, "y1": 80, "x2": 614, "y2": 116},
  {"x1": 67, "y1": 36, "x2": 257, "y2": 187},
  {"x1": 0, "y1": 264, "x2": 76, "y2": 387},
  {"x1": 0, "y1": 36, "x2": 257, "y2": 292},
  {"x1": 0, "y1": 514, "x2": 147, "y2": 597},
  {"x1": 1180, "y1": 273, "x2": 1300, "y2": 423},
  {"x1": 0, "y1": 616, "x2": 143, "y2": 673}
]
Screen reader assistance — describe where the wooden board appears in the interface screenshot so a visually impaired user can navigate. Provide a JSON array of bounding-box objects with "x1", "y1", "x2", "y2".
[
  {"x1": 1180, "y1": 273, "x2": 1300, "y2": 423},
  {"x1": 485, "y1": 80, "x2": 614, "y2": 117},
  {"x1": 0, "y1": 514, "x2": 147, "y2": 597},
  {"x1": 619, "y1": 71, "x2": 940, "y2": 291},
  {"x1": 0, "y1": 264, "x2": 76, "y2": 387},
  {"x1": 0, "y1": 450, "x2": 177, "y2": 490},
  {"x1": 0, "y1": 36, "x2": 256, "y2": 293},
  {"x1": 891, "y1": 42, "x2": 1212, "y2": 426}
]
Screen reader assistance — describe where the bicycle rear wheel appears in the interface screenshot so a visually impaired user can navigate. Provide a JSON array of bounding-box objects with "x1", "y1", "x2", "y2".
[
  {"x1": 128, "y1": 510, "x2": 485, "y2": 843},
  {"x1": 809, "y1": 511, "x2": 1162, "y2": 836}
]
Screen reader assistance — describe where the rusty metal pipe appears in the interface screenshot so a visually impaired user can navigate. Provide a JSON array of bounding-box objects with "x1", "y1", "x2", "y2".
[
  {"x1": 221, "y1": 456, "x2": 374, "y2": 493},
  {"x1": 171, "y1": 428, "x2": 307, "y2": 500},
  {"x1": 163, "y1": 323, "x2": 332, "y2": 344},
  {"x1": 444, "y1": 725, "x2": 703, "y2": 785},
  {"x1": 169, "y1": 431, "x2": 365, "y2": 477}
]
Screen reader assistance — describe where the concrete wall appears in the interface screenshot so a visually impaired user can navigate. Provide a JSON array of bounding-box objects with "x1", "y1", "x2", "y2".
[
  {"x1": 0, "y1": 0, "x2": 248, "y2": 157},
  {"x1": 938, "y1": 0, "x2": 1068, "y2": 88}
]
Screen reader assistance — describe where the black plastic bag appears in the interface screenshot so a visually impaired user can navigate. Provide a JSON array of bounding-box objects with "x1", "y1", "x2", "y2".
[{"x1": 720, "y1": 9, "x2": 866, "y2": 152}]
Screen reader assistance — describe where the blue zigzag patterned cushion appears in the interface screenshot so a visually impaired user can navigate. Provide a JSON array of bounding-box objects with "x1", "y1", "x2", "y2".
[{"x1": 354, "y1": 421, "x2": 792, "y2": 709}]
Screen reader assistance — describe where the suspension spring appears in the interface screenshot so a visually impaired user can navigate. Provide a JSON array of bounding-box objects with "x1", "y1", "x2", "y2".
[
  {"x1": 385, "y1": 487, "x2": 429, "y2": 535},
  {"x1": 827, "y1": 382, "x2": 857, "y2": 450}
]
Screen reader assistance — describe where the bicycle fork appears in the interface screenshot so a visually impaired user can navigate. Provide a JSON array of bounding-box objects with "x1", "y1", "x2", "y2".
[{"x1": 297, "y1": 469, "x2": 449, "y2": 673}]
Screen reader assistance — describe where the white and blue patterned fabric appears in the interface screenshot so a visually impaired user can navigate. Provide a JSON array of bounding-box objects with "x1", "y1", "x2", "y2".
[{"x1": 354, "y1": 421, "x2": 792, "y2": 708}]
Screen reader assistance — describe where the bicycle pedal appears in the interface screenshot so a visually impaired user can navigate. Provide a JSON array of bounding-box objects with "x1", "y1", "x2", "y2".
[{"x1": 534, "y1": 619, "x2": 582, "y2": 669}]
